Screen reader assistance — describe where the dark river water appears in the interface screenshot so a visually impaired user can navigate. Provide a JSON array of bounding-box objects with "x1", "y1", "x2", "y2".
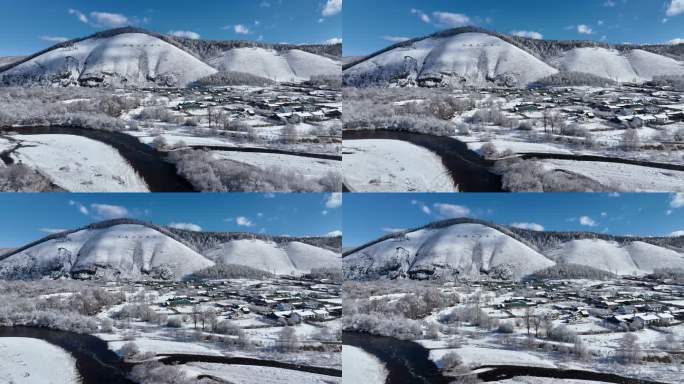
[
  {"x1": 0, "y1": 326, "x2": 134, "y2": 384},
  {"x1": 520, "y1": 152, "x2": 684, "y2": 172},
  {"x1": 0, "y1": 326, "x2": 341, "y2": 383},
  {"x1": 344, "y1": 332, "x2": 671, "y2": 384},
  {"x1": 343, "y1": 129, "x2": 503, "y2": 192},
  {"x1": 0, "y1": 126, "x2": 195, "y2": 192},
  {"x1": 185, "y1": 145, "x2": 342, "y2": 161}
]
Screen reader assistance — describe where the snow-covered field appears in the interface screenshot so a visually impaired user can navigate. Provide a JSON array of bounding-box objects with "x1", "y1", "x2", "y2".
[
  {"x1": 539, "y1": 159, "x2": 684, "y2": 192},
  {"x1": 9, "y1": 134, "x2": 149, "y2": 192},
  {"x1": 342, "y1": 346, "x2": 387, "y2": 384},
  {"x1": 430, "y1": 346, "x2": 556, "y2": 369},
  {"x1": 0, "y1": 338, "x2": 81, "y2": 384},
  {"x1": 343, "y1": 139, "x2": 456, "y2": 192},
  {"x1": 212, "y1": 152, "x2": 340, "y2": 181},
  {"x1": 182, "y1": 363, "x2": 340, "y2": 384}
]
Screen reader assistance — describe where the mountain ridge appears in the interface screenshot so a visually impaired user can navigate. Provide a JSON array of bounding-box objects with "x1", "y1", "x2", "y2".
[
  {"x1": 0, "y1": 27, "x2": 342, "y2": 87},
  {"x1": 343, "y1": 218, "x2": 684, "y2": 280},
  {"x1": 343, "y1": 27, "x2": 684, "y2": 87}
]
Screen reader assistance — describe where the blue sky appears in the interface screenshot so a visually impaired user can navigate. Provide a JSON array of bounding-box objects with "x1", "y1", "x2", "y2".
[
  {"x1": 0, "y1": 193, "x2": 342, "y2": 247},
  {"x1": 0, "y1": 0, "x2": 342, "y2": 56},
  {"x1": 344, "y1": 0, "x2": 684, "y2": 56},
  {"x1": 343, "y1": 193, "x2": 684, "y2": 246}
]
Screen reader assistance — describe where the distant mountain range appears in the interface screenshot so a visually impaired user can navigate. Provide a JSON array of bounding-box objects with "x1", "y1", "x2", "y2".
[
  {"x1": 343, "y1": 218, "x2": 684, "y2": 281},
  {"x1": 343, "y1": 26, "x2": 684, "y2": 88},
  {"x1": 0, "y1": 218, "x2": 341, "y2": 280},
  {"x1": 0, "y1": 27, "x2": 342, "y2": 87}
]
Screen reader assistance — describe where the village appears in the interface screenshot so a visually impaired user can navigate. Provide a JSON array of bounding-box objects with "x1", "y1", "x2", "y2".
[
  {"x1": 344, "y1": 272, "x2": 684, "y2": 384},
  {"x1": 132, "y1": 81, "x2": 343, "y2": 152},
  {"x1": 53, "y1": 273, "x2": 344, "y2": 378}
]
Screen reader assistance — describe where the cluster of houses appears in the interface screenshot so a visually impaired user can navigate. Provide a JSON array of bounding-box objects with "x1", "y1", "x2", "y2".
[
  {"x1": 151, "y1": 276, "x2": 342, "y2": 326},
  {"x1": 162, "y1": 84, "x2": 341, "y2": 125},
  {"x1": 478, "y1": 277, "x2": 684, "y2": 330},
  {"x1": 502, "y1": 84, "x2": 684, "y2": 134}
]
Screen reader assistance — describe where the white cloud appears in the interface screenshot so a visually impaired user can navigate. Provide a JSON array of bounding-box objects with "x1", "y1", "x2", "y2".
[
  {"x1": 168, "y1": 222, "x2": 202, "y2": 231},
  {"x1": 90, "y1": 204, "x2": 129, "y2": 219},
  {"x1": 668, "y1": 38, "x2": 684, "y2": 45},
  {"x1": 579, "y1": 216, "x2": 597, "y2": 227},
  {"x1": 510, "y1": 30, "x2": 543, "y2": 39},
  {"x1": 234, "y1": 24, "x2": 250, "y2": 34},
  {"x1": 597, "y1": 20, "x2": 604, "y2": 25},
  {"x1": 321, "y1": 210, "x2": 328, "y2": 215},
  {"x1": 39, "y1": 228, "x2": 67, "y2": 234},
  {"x1": 169, "y1": 30, "x2": 200, "y2": 39},
  {"x1": 603, "y1": 0, "x2": 616, "y2": 7},
  {"x1": 577, "y1": 24, "x2": 593, "y2": 34},
  {"x1": 601, "y1": 212, "x2": 608, "y2": 217},
  {"x1": 324, "y1": 37, "x2": 342, "y2": 44},
  {"x1": 69, "y1": 9, "x2": 89, "y2": 24},
  {"x1": 325, "y1": 193, "x2": 342, "y2": 209},
  {"x1": 236, "y1": 216, "x2": 254, "y2": 227},
  {"x1": 260, "y1": 1, "x2": 271, "y2": 8},
  {"x1": 433, "y1": 203, "x2": 470, "y2": 218},
  {"x1": 666, "y1": 210, "x2": 673, "y2": 215},
  {"x1": 263, "y1": 193, "x2": 276, "y2": 198},
  {"x1": 421, "y1": 205, "x2": 432, "y2": 215},
  {"x1": 411, "y1": 8, "x2": 431, "y2": 23},
  {"x1": 511, "y1": 222, "x2": 545, "y2": 231},
  {"x1": 666, "y1": 0, "x2": 684, "y2": 16},
  {"x1": 40, "y1": 36, "x2": 69, "y2": 43},
  {"x1": 326, "y1": 230, "x2": 342, "y2": 237},
  {"x1": 382, "y1": 227, "x2": 405, "y2": 233},
  {"x1": 432, "y1": 11, "x2": 470, "y2": 27},
  {"x1": 90, "y1": 11, "x2": 129, "y2": 28},
  {"x1": 322, "y1": 0, "x2": 342, "y2": 16},
  {"x1": 671, "y1": 230, "x2": 684, "y2": 237},
  {"x1": 69, "y1": 200, "x2": 89, "y2": 215},
  {"x1": 671, "y1": 193, "x2": 684, "y2": 208},
  {"x1": 382, "y1": 35, "x2": 410, "y2": 43},
  {"x1": 608, "y1": 192, "x2": 621, "y2": 197}
]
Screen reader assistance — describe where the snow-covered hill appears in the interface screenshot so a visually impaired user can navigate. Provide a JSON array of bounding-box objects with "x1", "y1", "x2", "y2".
[
  {"x1": 207, "y1": 47, "x2": 341, "y2": 82},
  {"x1": 0, "y1": 28, "x2": 341, "y2": 87},
  {"x1": 344, "y1": 32, "x2": 557, "y2": 87},
  {"x1": 344, "y1": 27, "x2": 684, "y2": 87},
  {"x1": 0, "y1": 218, "x2": 340, "y2": 280},
  {"x1": 344, "y1": 219, "x2": 684, "y2": 280},
  {"x1": 204, "y1": 239, "x2": 340, "y2": 275},
  {"x1": 550, "y1": 47, "x2": 684, "y2": 83},
  {"x1": 0, "y1": 32, "x2": 216, "y2": 87},
  {"x1": 0, "y1": 224, "x2": 213, "y2": 280},
  {"x1": 547, "y1": 239, "x2": 684, "y2": 275}
]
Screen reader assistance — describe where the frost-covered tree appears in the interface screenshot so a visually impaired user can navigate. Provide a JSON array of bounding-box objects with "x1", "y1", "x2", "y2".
[{"x1": 278, "y1": 326, "x2": 299, "y2": 352}]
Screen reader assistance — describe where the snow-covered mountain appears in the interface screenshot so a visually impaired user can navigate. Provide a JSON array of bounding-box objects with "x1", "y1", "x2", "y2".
[
  {"x1": 204, "y1": 239, "x2": 341, "y2": 275},
  {"x1": 0, "y1": 223, "x2": 213, "y2": 280},
  {"x1": 0, "y1": 27, "x2": 342, "y2": 87},
  {"x1": 343, "y1": 218, "x2": 684, "y2": 280},
  {"x1": 0, "y1": 219, "x2": 341, "y2": 280},
  {"x1": 207, "y1": 47, "x2": 341, "y2": 82},
  {"x1": 0, "y1": 30, "x2": 217, "y2": 87},
  {"x1": 344, "y1": 27, "x2": 684, "y2": 87}
]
